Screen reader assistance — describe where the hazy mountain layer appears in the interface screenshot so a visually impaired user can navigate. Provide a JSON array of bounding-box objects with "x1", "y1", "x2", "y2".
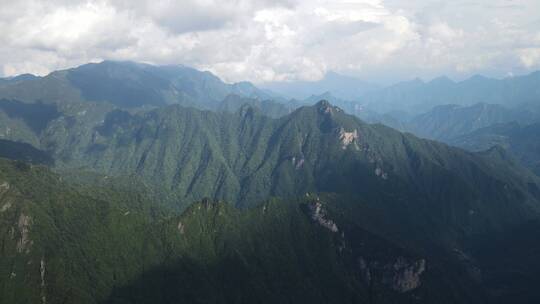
[
  {"x1": 451, "y1": 122, "x2": 540, "y2": 176},
  {"x1": 404, "y1": 103, "x2": 540, "y2": 142},
  {"x1": 0, "y1": 61, "x2": 276, "y2": 110},
  {"x1": 262, "y1": 71, "x2": 379, "y2": 100},
  {"x1": 361, "y1": 72, "x2": 540, "y2": 114}
]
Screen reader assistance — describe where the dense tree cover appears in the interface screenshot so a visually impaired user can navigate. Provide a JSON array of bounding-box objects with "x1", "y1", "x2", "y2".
[
  {"x1": 451, "y1": 122, "x2": 540, "y2": 176},
  {"x1": 1, "y1": 61, "x2": 540, "y2": 303},
  {"x1": 0, "y1": 100, "x2": 540, "y2": 303},
  {"x1": 0, "y1": 159, "x2": 489, "y2": 304}
]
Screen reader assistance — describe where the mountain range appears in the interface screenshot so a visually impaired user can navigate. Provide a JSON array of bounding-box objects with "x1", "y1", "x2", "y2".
[
  {"x1": 0, "y1": 61, "x2": 278, "y2": 110},
  {"x1": 404, "y1": 103, "x2": 540, "y2": 141},
  {"x1": 359, "y1": 73, "x2": 540, "y2": 114},
  {"x1": 451, "y1": 122, "x2": 540, "y2": 177},
  {"x1": 1, "y1": 61, "x2": 540, "y2": 303},
  {"x1": 371, "y1": 103, "x2": 540, "y2": 176},
  {"x1": 261, "y1": 71, "x2": 379, "y2": 101},
  {"x1": 263, "y1": 70, "x2": 540, "y2": 117}
]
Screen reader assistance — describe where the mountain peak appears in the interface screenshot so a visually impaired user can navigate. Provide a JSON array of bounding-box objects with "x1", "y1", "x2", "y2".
[
  {"x1": 315, "y1": 99, "x2": 330, "y2": 107},
  {"x1": 237, "y1": 103, "x2": 260, "y2": 118},
  {"x1": 429, "y1": 76, "x2": 454, "y2": 85},
  {"x1": 313, "y1": 99, "x2": 347, "y2": 120},
  {"x1": 315, "y1": 99, "x2": 334, "y2": 113},
  {"x1": 11, "y1": 73, "x2": 38, "y2": 82},
  {"x1": 469, "y1": 74, "x2": 488, "y2": 81}
]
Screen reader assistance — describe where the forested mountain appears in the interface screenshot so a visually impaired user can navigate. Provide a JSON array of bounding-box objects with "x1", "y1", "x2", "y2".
[
  {"x1": 1, "y1": 61, "x2": 540, "y2": 303},
  {"x1": 0, "y1": 61, "x2": 276, "y2": 110},
  {"x1": 381, "y1": 103, "x2": 540, "y2": 176},
  {"x1": 0, "y1": 158, "x2": 489, "y2": 304},
  {"x1": 0, "y1": 139, "x2": 53, "y2": 165},
  {"x1": 4, "y1": 0, "x2": 540, "y2": 297},
  {"x1": 404, "y1": 103, "x2": 540, "y2": 142},
  {"x1": 451, "y1": 122, "x2": 540, "y2": 176},
  {"x1": 2, "y1": 129, "x2": 540, "y2": 303},
  {"x1": 3, "y1": 97, "x2": 538, "y2": 214},
  {"x1": 301, "y1": 92, "x2": 408, "y2": 131}
]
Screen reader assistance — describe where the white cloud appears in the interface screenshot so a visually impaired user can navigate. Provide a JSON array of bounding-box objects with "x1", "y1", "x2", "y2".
[
  {"x1": 519, "y1": 48, "x2": 540, "y2": 68},
  {"x1": 0, "y1": 0, "x2": 539, "y2": 83}
]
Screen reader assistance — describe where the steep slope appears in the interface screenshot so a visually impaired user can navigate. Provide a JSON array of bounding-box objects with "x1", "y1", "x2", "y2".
[
  {"x1": 0, "y1": 158, "x2": 479, "y2": 304},
  {"x1": 0, "y1": 99, "x2": 62, "y2": 146},
  {"x1": 468, "y1": 219, "x2": 540, "y2": 304},
  {"x1": 451, "y1": 122, "x2": 540, "y2": 176},
  {"x1": 0, "y1": 61, "x2": 275, "y2": 110},
  {"x1": 1, "y1": 99, "x2": 540, "y2": 302},
  {"x1": 302, "y1": 92, "x2": 407, "y2": 130},
  {"x1": 0, "y1": 99, "x2": 534, "y2": 218},
  {"x1": 25, "y1": 100, "x2": 538, "y2": 251},
  {"x1": 0, "y1": 139, "x2": 53, "y2": 165},
  {"x1": 0, "y1": 98, "x2": 114, "y2": 147},
  {"x1": 0, "y1": 159, "x2": 162, "y2": 304}
]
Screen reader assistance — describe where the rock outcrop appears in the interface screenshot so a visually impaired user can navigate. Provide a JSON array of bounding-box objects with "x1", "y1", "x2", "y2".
[
  {"x1": 0, "y1": 181, "x2": 10, "y2": 196},
  {"x1": 338, "y1": 128, "x2": 359, "y2": 150},
  {"x1": 387, "y1": 258, "x2": 426, "y2": 292},
  {"x1": 307, "y1": 200, "x2": 338, "y2": 233},
  {"x1": 16, "y1": 213, "x2": 33, "y2": 254},
  {"x1": 359, "y1": 256, "x2": 426, "y2": 293}
]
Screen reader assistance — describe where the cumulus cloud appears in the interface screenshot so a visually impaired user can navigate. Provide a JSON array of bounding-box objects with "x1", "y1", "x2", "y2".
[{"x1": 0, "y1": 0, "x2": 539, "y2": 83}]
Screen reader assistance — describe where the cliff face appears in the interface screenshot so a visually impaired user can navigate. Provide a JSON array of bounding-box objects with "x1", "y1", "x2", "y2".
[
  {"x1": 359, "y1": 256, "x2": 426, "y2": 293},
  {"x1": 307, "y1": 200, "x2": 339, "y2": 232}
]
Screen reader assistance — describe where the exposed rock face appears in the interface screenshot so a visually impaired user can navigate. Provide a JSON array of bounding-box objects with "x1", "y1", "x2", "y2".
[
  {"x1": 318, "y1": 100, "x2": 334, "y2": 115},
  {"x1": 358, "y1": 257, "x2": 372, "y2": 284},
  {"x1": 40, "y1": 258, "x2": 46, "y2": 304},
  {"x1": 16, "y1": 213, "x2": 33, "y2": 253},
  {"x1": 307, "y1": 200, "x2": 338, "y2": 233},
  {"x1": 291, "y1": 156, "x2": 305, "y2": 170},
  {"x1": 359, "y1": 256, "x2": 426, "y2": 293},
  {"x1": 387, "y1": 258, "x2": 426, "y2": 292},
  {"x1": 338, "y1": 128, "x2": 359, "y2": 150},
  {"x1": 295, "y1": 158, "x2": 304, "y2": 170},
  {"x1": 0, "y1": 181, "x2": 10, "y2": 195},
  {"x1": 317, "y1": 100, "x2": 343, "y2": 116},
  {"x1": 453, "y1": 248, "x2": 482, "y2": 282},
  {"x1": 1, "y1": 201, "x2": 12, "y2": 212},
  {"x1": 375, "y1": 167, "x2": 388, "y2": 180},
  {"x1": 177, "y1": 221, "x2": 185, "y2": 234}
]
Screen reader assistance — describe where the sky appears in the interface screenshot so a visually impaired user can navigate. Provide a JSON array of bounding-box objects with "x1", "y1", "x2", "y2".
[{"x1": 0, "y1": 0, "x2": 539, "y2": 84}]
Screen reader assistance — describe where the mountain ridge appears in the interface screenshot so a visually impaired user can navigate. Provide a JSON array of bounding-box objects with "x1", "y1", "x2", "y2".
[
  {"x1": 2, "y1": 98, "x2": 538, "y2": 234},
  {"x1": 0, "y1": 60, "x2": 279, "y2": 110},
  {"x1": 0, "y1": 158, "x2": 510, "y2": 303},
  {"x1": 361, "y1": 70, "x2": 540, "y2": 114},
  {"x1": 1, "y1": 61, "x2": 540, "y2": 303}
]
